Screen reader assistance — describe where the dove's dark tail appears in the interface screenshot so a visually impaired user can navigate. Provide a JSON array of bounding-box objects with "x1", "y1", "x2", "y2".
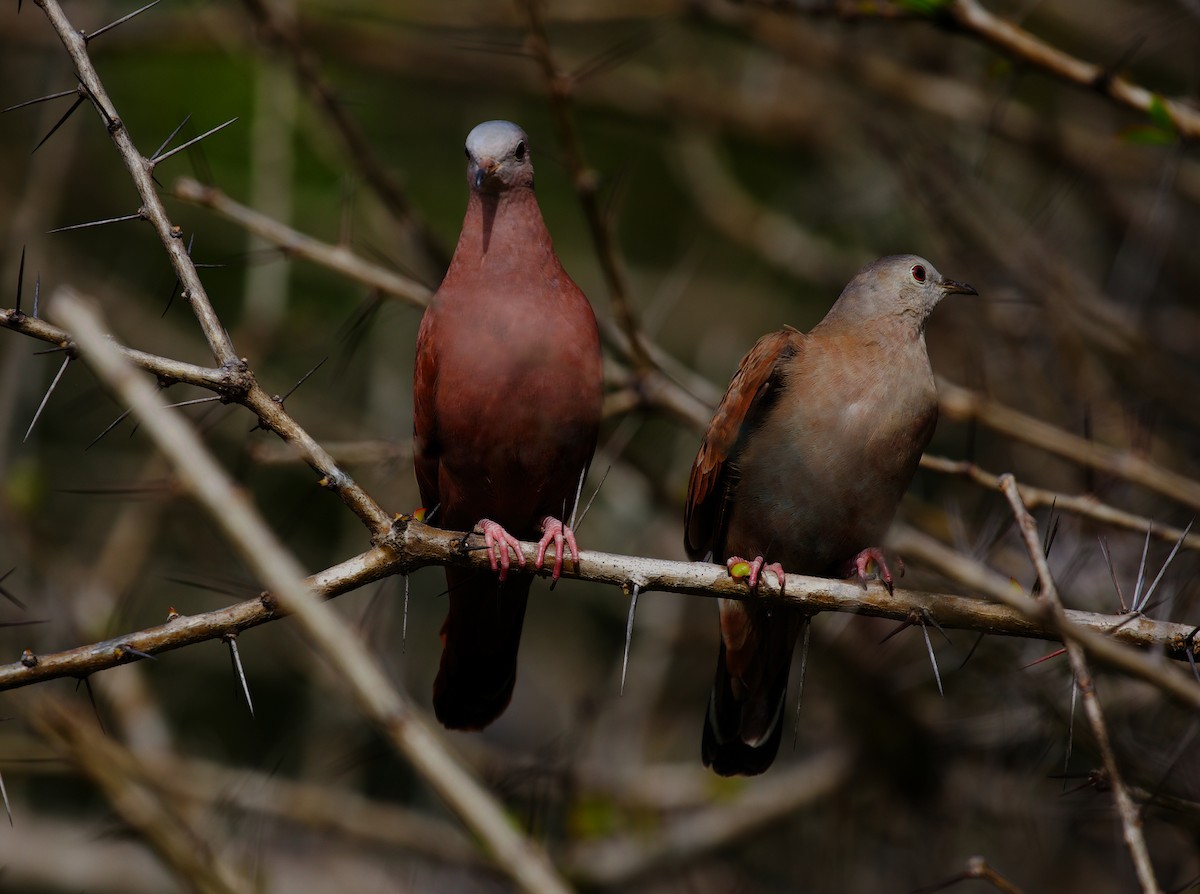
[
  {"x1": 433, "y1": 567, "x2": 531, "y2": 731},
  {"x1": 702, "y1": 610, "x2": 805, "y2": 777}
]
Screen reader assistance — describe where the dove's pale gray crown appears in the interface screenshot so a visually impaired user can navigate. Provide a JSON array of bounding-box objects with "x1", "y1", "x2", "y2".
[
  {"x1": 465, "y1": 121, "x2": 533, "y2": 191},
  {"x1": 820, "y1": 254, "x2": 977, "y2": 329}
]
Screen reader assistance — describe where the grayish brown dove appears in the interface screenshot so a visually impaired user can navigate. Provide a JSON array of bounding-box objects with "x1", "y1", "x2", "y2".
[
  {"x1": 413, "y1": 120, "x2": 603, "y2": 730},
  {"x1": 685, "y1": 254, "x2": 975, "y2": 775}
]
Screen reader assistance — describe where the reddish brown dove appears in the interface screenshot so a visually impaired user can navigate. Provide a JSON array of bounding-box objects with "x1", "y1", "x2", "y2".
[
  {"x1": 413, "y1": 120, "x2": 603, "y2": 730},
  {"x1": 685, "y1": 255, "x2": 975, "y2": 775}
]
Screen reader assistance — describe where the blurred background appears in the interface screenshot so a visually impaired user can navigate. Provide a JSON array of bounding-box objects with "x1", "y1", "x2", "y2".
[{"x1": 1, "y1": 0, "x2": 1199, "y2": 891}]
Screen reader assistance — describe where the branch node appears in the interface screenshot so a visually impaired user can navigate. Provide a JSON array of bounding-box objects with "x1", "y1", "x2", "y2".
[
  {"x1": 20, "y1": 649, "x2": 37, "y2": 668},
  {"x1": 166, "y1": 606, "x2": 180, "y2": 621}
]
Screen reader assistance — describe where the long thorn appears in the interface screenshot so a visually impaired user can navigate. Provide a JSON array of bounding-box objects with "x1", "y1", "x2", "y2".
[
  {"x1": 48, "y1": 211, "x2": 143, "y2": 233},
  {"x1": 920, "y1": 616, "x2": 944, "y2": 697},
  {"x1": 574, "y1": 464, "x2": 611, "y2": 533},
  {"x1": 619, "y1": 582, "x2": 639, "y2": 695},
  {"x1": 151, "y1": 113, "x2": 191, "y2": 162},
  {"x1": 567, "y1": 465, "x2": 587, "y2": 530},
  {"x1": 959, "y1": 632, "x2": 986, "y2": 670},
  {"x1": 226, "y1": 636, "x2": 254, "y2": 717},
  {"x1": 79, "y1": 676, "x2": 106, "y2": 734},
  {"x1": 86, "y1": 407, "x2": 135, "y2": 451},
  {"x1": 0, "y1": 568, "x2": 26, "y2": 610},
  {"x1": 1023, "y1": 647, "x2": 1068, "y2": 669},
  {"x1": 15, "y1": 245, "x2": 25, "y2": 314},
  {"x1": 0, "y1": 767, "x2": 10, "y2": 826},
  {"x1": 24, "y1": 355, "x2": 70, "y2": 442},
  {"x1": 1139, "y1": 518, "x2": 1194, "y2": 613},
  {"x1": 1098, "y1": 536, "x2": 1126, "y2": 612},
  {"x1": 162, "y1": 395, "x2": 222, "y2": 411},
  {"x1": 85, "y1": 0, "x2": 164, "y2": 42},
  {"x1": 162, "y1": 231, "x2": 195, "y2": 317},
  {"x1": 1131, "y1": 525, "x2": 1152, "y2": 611},
  {"x1": 31, "y1": 94, "x2": 85, "y2": 154},
  {"x1": 1065, "y1": 674, "x2": 1078, "y2": 786},
  {"x1": 792, "y1": 619, "x2": 811, "y2": 751},
  {"x1": 401, "y1": 574, "x2": 409, "y2": 653},
  {"x1": 150, "y1": 116, "x2": 238, "y2": 166},
  {"x1": 281, "y1": 357, "x2": 328, "y2": 403},
  {"x1": 2, "y1": 87, "x2": 78, "y2": 114}
]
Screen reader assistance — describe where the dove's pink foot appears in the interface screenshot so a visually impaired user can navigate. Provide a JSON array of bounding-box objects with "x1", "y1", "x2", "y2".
[
  {"x1": 477, "y1": 519, "x2": 525, "y2": 581},
  {"x1": 850, "y1": 547, "x2": 903, "y2": 595},
  {"x1": 726, "y1": 555, "x2": 786, "y2": 593},
  {"x1": 536, "y1": 515, "x2": 579, "y2": 582}
]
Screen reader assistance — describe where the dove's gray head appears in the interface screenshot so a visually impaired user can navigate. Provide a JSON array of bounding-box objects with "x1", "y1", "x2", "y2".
[
  {"x1": 465, "y1": 120, "x2": 533, "y2": 193},
  {"x1": 822, "y1": 254, "x2": 976, "y2": 330}
]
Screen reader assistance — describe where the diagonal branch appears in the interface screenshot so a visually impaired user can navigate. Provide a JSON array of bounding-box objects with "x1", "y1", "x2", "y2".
[
  {"x1": 999, "y1": 473, "x2": 1162, "y2": 894},
  {"x1": 52, "y1": 290, "x2": 574, "y2": 894},
  {"x1": 237, "y1": 0, "x2": 449, "y2": 280}
]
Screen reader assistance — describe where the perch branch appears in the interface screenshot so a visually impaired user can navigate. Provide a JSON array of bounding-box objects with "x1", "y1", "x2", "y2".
[{"x1": 3, "y1": 495, "x2": 1198, "y2": 707}]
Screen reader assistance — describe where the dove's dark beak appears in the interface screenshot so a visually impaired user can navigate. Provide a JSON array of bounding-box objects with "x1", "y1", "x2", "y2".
[
  {"x1": 474, "y1": 158, "x2": 500, "y2": 190},
  {"x1": 941, "y1": 278, "x2": 978, "y2": 296}
]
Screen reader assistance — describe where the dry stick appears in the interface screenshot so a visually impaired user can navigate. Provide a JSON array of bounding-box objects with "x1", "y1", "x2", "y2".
[
  {"x1": 694, "y1": 0, "x2": 1200, "y2": 209},
  {"x1": 173, "y1": 177, "x2": 433, "y2": 307},
  {"x1": 31, "y1": 698, "x2": 254, "y2": 894},
  {"x1": 564, "y1": 748, "x2": 851, "y2": 886},
  {"x1": 751, "y1": 0, "x2": 1200, "y2": 141},
  {"x1": 998, "y1": 474, "x2": 1162, "y2": 894},
  {"x1": 945, "y1": 0, "x2": 1199, "y2": 142},
  {"x1": 937, "y1": 378, "x2": 1200, "y2": 514},
  {"x1": 920, "y1": 454, "x2": 1200, "y2": 553},
  {"x1": 521, "y1": 0, "x2": 653, "y2": 374},
  {"x1": 237, "y1": 0, "x2": 448, "y2": 279},
  {"x1": 52, "y1": 293, "x2": 574, "y2": 894},
  {"x1": 32, "y1": 0, "x2": 392, "y2": 539}
]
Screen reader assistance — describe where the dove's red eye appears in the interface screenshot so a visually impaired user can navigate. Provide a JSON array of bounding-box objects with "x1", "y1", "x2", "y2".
[{"x1": 911, "y1": 264, "x2": 926, "y2": 282}]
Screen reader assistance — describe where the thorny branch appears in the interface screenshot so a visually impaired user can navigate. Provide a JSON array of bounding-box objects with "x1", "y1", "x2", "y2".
[
  {"x1": 1000, "y1": 474, "x2": 1162, "y2": 894},
  {"x1": 33, "y1": 0, "x2": 394, "y2": 539},
  {"x1": 2, "y1": 457, "x2": 1197, "y2": 708},
  {"x1": 54, "y1": 292, "x2": 574, "y2": 894}
]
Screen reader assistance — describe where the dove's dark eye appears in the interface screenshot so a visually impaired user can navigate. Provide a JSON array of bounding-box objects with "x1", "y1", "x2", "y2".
[
  {"x1": 911, "y1": 264, "x2": 926, "y2": 282},
  {"x1": 514, "y1": 140, "x2": 526, "y2": 161},
  {"x1": 464, "y1": 146, "x2": 470, "y2": 159}
]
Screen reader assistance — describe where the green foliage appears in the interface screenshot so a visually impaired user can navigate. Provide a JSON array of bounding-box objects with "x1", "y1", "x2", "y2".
[
  {"x1": 897, "y1": 0, "x2": 952, "y2": 15},
  {"x1": 1121, "y1": 94, "x2": 1178, "y2": 145}
]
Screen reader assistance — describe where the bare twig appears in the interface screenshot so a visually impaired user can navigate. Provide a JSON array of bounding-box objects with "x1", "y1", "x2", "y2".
[
  {"x1": 920, "y1": 454, "x2": 1200, "y2": 553},
  {"x1": 173, "y1": 176, "x2": 432, "y2": 308},
  {"x1": 938, "y1": 378, "x2": 1200, "y2": 514},
  {"x1": 999, "y1": 473, "x2": 1162, "y2": 894},
  {"x1": 565, "y1": 749, "x2": 851, "y2": 885},
  {"x1": 521, "y1": 0, "x2": 653, "y2": 374},
  {"x1": 237, "y1": 0, "x2": 449, "y2": 281},
  {"x1": 30, "y1": 698, "x2": 255, "y2": 894}
]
